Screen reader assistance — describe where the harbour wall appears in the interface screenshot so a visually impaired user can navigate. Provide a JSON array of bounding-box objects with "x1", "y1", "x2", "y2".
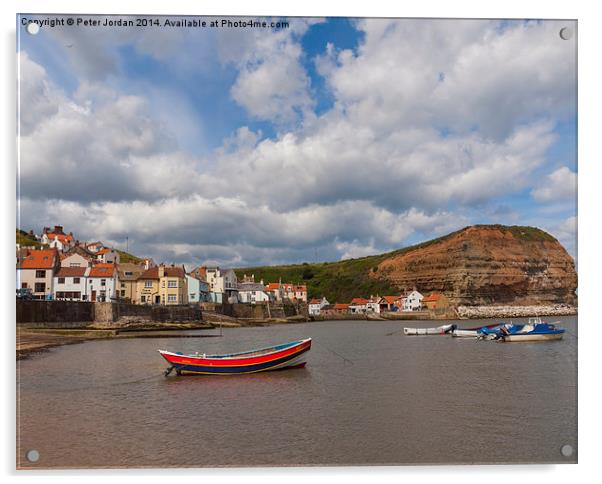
[{"x1": 16, "y1": 300, "x2": 202, "y2": 328}]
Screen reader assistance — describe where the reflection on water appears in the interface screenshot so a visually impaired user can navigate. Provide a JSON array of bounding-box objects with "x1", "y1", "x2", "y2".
[{"x1": 17, "y1": 317, "x2": 577, "y2": 468}]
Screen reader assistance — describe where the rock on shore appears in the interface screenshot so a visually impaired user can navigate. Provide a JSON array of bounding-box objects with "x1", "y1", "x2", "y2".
[{"x1": 457, "y1": 305, "x2": 577, "y2": 319}]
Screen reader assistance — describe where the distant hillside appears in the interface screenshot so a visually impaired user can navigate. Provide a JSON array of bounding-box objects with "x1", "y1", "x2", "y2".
[
  {"x1": 16, "y1": 229, "x2": 44, "y2": 248},
  {"x1": 116, "y1": 249, "x2": 142, "y2": 264},
  {"x1": 235, "y1": 225, "x2": 577, "y2": 305}
]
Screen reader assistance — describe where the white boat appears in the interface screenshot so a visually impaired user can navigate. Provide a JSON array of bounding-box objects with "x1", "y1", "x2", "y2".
[
  {"x1": 451, "y1": 329, "x2": 479, "y2": 338},
  {"x1": 403, "y1": 324, "x2": 455, "y2": 336}
]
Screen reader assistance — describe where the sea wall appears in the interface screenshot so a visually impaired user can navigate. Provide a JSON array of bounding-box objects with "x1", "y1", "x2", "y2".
[
  {"x1": 457, "y1": 304, "x2": 577, "y2": 319},
  {"x1": 200, "y1": 302, "x2": 307, "y2": 320},
  {"x1": 16, "y1": 300, "x2": 202, "y2": 328}
]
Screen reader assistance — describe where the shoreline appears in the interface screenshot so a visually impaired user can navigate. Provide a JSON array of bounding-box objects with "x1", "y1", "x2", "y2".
[{"x1": 17, "y1": 305, "x2": 577, "y2": 359}]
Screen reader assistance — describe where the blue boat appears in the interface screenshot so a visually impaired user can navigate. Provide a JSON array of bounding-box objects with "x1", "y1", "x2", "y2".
[{"x1": 479, "y1": 317, "x2": 565, "y2": 342}]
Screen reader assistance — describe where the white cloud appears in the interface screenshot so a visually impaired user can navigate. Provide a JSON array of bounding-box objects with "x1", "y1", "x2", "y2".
[
  {"x1": 219, "y1": 19, "x2": 320, "y2": 126},
  {"x1": 532, "y1": 166, "x2": 577, "y2": 202},
  {"x1": 18, "y1": 19, "x2": 577, "y2": 268}
]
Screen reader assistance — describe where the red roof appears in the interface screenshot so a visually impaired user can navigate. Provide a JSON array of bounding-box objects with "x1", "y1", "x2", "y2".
[
  {"x1": 140, "y1": 266, "x2": 186, "y2": 279},
  {"x1": 96, "y1": 247, "x2": 110, "y2": 255},
  {"x1": 266, "y1": 283, "x2": 281, "y2": 291},
  {"x1": 56, "y1": 267, "x2": 87, "y2": 277},
  {"x1": 381, "y1": 295, "x2": 399, "y2": 304},
  {"x1": 350, "y1": 298, "x2": 369, "y2": 305},
  {"x1": 334, "y1": 303, "x2": 349, "y2": 310},
  {"x1": 89, "y1": 263, "x2": 116, "y2": 278},
  {"x1": 17, "y1": 248, "x2": 58, "y2": 269},
  {"x1": 422, "y1": 293, "x2": 441, "y2": 303},
  {"x1": 309, "y1": 298, "x2": 322, "y2": 304}
]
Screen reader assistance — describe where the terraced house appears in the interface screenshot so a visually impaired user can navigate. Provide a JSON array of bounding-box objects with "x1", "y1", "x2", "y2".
[
  {"x1": 16, "y1": 248, "x2": 60, "y2": 299},
  {"x1": 136, "y1": 265, "x2": 188, "y2": 305}
]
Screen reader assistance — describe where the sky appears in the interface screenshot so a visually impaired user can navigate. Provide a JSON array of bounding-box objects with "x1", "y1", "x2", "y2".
[{"x1": 17, "y1": 15, "x2": 577, "y2": 269}]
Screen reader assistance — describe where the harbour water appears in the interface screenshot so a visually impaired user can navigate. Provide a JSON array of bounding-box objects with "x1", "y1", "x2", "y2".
[{"x1": 17, "y1": 317, "x2": 577, "y2": 468}]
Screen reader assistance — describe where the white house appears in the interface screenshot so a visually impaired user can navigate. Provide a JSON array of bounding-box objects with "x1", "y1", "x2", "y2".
[
  {"x1": 349, "y1": 298, "x2": 370, "y2": 314},
  {"x1": 41, "y1": 226, "x2": 74, "y2": 252},
  {"x1": 366, "y1": 296, "x2": 381, "y2": 314},
  {"x1": 87, "y1": 263, "x2": 118, "y2": 302},
  {"x1": 193, "y1": 267, "x2": 239, "y2": 303},
  {"x1": 308, "y1": 297, "x2": 329, "y2": 315},
  {"x1": 53, "y1": 267, "x2": 90, "y2": 301},
  {"x1": 237, "y1": 282, "x2": 271, "y2": 304},
  {"x1": 403, "y1": 290, "x2": 424, "y2": 311}
]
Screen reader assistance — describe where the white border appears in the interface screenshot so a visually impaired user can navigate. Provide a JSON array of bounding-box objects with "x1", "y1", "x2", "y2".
[{"x1": 3, "y1": 1, "x2": 599, "y2": 483}]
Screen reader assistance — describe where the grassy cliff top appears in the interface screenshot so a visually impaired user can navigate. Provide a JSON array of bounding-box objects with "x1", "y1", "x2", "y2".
[{"x1": 234, "y1": 224, "x2": 560, "y2": 301}]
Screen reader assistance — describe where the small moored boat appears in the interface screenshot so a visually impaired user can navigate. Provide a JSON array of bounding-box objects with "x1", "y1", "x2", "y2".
[
  {"x1": 499, "y1": 318, "x2": 565, "y2": 342},
  {"x1": 159, "y1": 338, "x2": 312, "y2": 376},
  {"x1": 404, "y1": 324, "x2": 455, "y2": 336}
]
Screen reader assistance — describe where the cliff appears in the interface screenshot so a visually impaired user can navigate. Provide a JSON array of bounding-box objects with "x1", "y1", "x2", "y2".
[
  {"x1": 372, "y1": 225, "x2": 577, "y2": 306},
  {"x1": 237, "y1": 225, "x2": 577, "y2": 306}
]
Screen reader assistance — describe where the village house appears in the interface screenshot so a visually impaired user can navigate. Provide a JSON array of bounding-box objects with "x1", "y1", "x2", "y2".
[
  {"x1": 349, "y1": 297, "x2": 370, "y2": 314},
  {"x1": 16, "y1": 248, "x2": 60, "y2": 299},
  {"x1": 333, "y1": 303, "x2": 350, "y2": 314},
  {"x1": 40, "y1": 226, "x2": 74, "y2": 252},
  {"x1": 379, "y1": 295, "x2": 401, "y2": 313},
  {"x1": 60, "y1": 252, "x2": 92, "y2": 268},
  {"x1": 237, "y1": 281, "x2": 272, "y2": 304},
  {"x1": 193, "y1": 266, "x2": 238, "y2": 303},
  {"x1": 308, "y1": 297, "x2": 329, "y2": 315},
  {"x1": 186, "y1": 273, "x2": 210, "y2": 303},
  {"x1": 422, "y1": 292, "x2": 451, "y2": 311},
  {"x1": 87, "y1": 263, "x2": 118, "y2": 302},
  {"x1": 158, "y1": 266, "x2": 188, "y2": 305},
  {"x1": 136, "y1": 267, "x2": 161, "y2": 304},
  {"x1": 265, "y1": 282, "x2": 308, "y2": 302},
  {"x1": 95, "y1": 247, "x2": 120, "y2": 265},
  {"x1": 402, "y1": 290, "x2": 424, "y2": 311},
  {"x1": 117, "y1": 262, "x2": 147, "y2": 301},
  {"x1": 366, "y1": 296, "x2": 381, "y2": 313},
  {"x1": 53, "y1": 267, "x2": 90, "y2": 301}
]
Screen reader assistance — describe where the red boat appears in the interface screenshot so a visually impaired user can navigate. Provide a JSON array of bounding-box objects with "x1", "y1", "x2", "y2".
[{"x1": 159, "y1": 338, "x2": 312, "y2": 376}]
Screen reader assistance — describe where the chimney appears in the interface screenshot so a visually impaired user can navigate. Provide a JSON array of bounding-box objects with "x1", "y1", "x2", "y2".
[
  {"x1": 158, "y1": 265, "x2": 165, "y2": 278},
  {"x1": 54, "y1": 225, "x2": 64, "y2": 234}
]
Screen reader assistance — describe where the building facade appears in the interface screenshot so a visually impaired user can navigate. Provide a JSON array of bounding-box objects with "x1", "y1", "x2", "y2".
[
  {"x1": 88, "y1": 263, "x2": 118, "y2": 302},
  {"x1": 53, "y1": 267, "x2": 89, "y2": 300},
  {"x1": 16, "y1": 248, "x2": 60, "y2": 299}
]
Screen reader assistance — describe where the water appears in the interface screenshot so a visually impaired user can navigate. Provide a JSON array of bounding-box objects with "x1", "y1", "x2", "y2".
[{"x1": 17, "y1": 317, "x2": 577, "y2": 468}]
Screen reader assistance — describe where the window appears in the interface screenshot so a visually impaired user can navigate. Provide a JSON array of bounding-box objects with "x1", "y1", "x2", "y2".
[
  {"x1": 69, "y1": 263, "x2": 81, "y2": 267},
  {"x1": 101, "y1": 279, "x2": 106, "y2": 286},
  {"x1": 35, "y1": 270, "x2": 46, "y2": 278},
  {"x1": 168, "y1": 280, "x2": 177, "y2": 288},
  {"x1": 21, "y1": 283, "x2": 28, "y2": 289},
  {"x1": 121, "y1": 283, "x2": 125, "y2": 288},
  {"x1": 141, "y1": 295, "x2": 146, "y2": 303},
  {"x1": 73, "y1": 278, "x2": 80, "y2": 284},
  {"x1": 161, "y1": 281, "x2": 165, "y2": 288},
  {"x1": 34, "y1": 283, "x2": 45, "y2": 293},
  {"x1": 58, "y1": 277, "x2": 65, "y2": 284},
  {"x1": 121, "y1": 290, "x2": 126, "y2": 297},
  {"x1": 168, "y1": 294, "x2": 177, "y2": 302},
  {"x1": 144, "y1": 280, "x2": 153, "y2": 288},
  {"x1": 125, "y1": 271, "x2": 133, "y2": 276}
]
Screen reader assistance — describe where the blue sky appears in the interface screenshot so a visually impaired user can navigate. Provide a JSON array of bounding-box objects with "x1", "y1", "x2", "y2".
[{"x1": 17, "y1": 15, "x2": 577, "y2": 267}]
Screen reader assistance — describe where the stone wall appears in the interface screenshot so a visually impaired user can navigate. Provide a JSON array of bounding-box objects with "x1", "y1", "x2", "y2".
[
  {"x1": 200, "y1": 302, "x2": 307, "y2": 319},
  {"x1": 16, "y1": 300, "x2": 94, "y2": 325},
  {"x1": 16, "y1": 300, "x2": 202, "y2": 327}
]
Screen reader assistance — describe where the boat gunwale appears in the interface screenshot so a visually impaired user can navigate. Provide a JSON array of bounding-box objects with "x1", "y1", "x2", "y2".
[{"x1": 158, "y1": 337, "x2": 311, "y2": 361}]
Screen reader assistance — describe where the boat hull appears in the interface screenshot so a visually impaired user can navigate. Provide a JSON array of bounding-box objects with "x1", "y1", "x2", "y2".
[
  {"x1": 404, "y1": 324, "x2": 454, "y2": 336},
  {"x1": 502, "y1": 332, "x2": 564, "y2": 342},
  {"x1": 451, "y1": 329, "x2": 479, "y2": 338},
  {"x1": 159, "y1": 338, "x2": 311, "y2": 375}
]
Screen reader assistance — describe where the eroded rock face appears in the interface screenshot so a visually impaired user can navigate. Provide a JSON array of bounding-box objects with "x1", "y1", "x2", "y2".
[{"x1": 373, "y1": 225, "x2": 577, "y2": 306}]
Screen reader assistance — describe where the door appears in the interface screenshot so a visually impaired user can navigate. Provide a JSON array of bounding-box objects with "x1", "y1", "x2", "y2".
[
  {"x1": 91, "y1": 290, "x2": 96, "y2": 302},
  {"x1": 155, "y1": 295, "x2": 161, "y2": 304}
]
